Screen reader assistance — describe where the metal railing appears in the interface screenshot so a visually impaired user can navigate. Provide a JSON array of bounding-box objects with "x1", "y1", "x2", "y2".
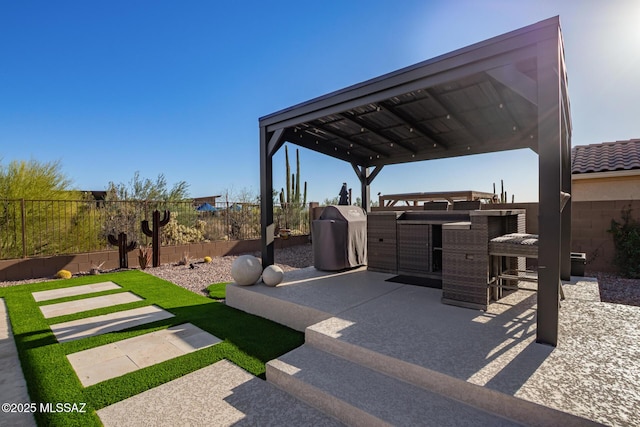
[{"x1": 0, "y1": 199, "x2": 309, "y2": 260}]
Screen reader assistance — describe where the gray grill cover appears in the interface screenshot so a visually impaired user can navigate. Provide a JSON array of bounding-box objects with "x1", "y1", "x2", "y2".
[{"x1": 312, "y1": 205, "x2": 367, "y2": 271}]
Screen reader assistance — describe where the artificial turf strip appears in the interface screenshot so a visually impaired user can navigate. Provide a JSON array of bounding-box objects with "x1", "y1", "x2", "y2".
[
  {"x1": 206, "y1": 281, "x2": 230, "y2": 299},
  {"x1": 0, "y1": 270, "x2": 304, "y2": 427}
]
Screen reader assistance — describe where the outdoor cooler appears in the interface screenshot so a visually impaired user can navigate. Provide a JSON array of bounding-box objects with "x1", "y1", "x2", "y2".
[{"x1": 312, "y1": 205, "x2": 367, "y2": 271}]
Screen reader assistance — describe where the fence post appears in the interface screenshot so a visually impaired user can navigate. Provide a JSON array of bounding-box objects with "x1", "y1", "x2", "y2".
[
  {"x1": 225, "y1": 197, "x2": 230, "y2": 240},
  {"x1": 21, "y1": 198, "x2": 27, "y2": 258}
]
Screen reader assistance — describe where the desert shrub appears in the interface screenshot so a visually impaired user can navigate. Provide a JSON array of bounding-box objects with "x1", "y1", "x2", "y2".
[
  {"x1": 138, "y1": 246, "x2": 151, "y2": 270},
  {"x1": 609, "y1": 206, "x2": 640, "y2": 278},
  {"x1": 204, "y1": 256, "x2": 212, "y2": 263},
  {"x1": 55, "y1": 269, "x2": 72, "y2": 279},
  {"x1": 162, "y1": 216, "x2": 207, "y2": 245}
]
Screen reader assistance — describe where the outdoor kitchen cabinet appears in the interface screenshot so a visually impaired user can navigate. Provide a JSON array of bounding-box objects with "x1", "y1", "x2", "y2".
[
  {"x1": 367, "y1": 212, "x2": 400, "y2": 273},
  {"x1": 368, "y1": 211, "x2": 468, "y2": 277},
  {"x1": 441, "y1": 210, "x2": 525, "y2": 310},
  {"x1": 396, "y1": 221, "x2": 433, "y2": 276}
]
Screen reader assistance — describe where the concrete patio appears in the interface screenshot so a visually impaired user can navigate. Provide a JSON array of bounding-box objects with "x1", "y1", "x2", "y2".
[{"x1": 227, "y1": 267, "x2": 640, "y2": 426}]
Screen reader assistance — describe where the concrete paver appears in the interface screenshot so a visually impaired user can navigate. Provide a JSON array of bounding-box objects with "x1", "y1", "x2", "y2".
[
  {"x1": 32, "y1": 281, "x2": 121, "y2": 302},
  {"x1": 39, "y1": 292, "x2": 142, "y2": 318},
  {"x1": 97, "y1": 359, "x2": 343, "y2": 427},
  {"x1": 50, "y1": 305, "x2": 174, "y2": 343},
  {"x1": 0, "y1": 299, "x2": 37, "y2": 427},
  {"x1": 67, "y1": 323, "x2": 221, "y2": 386}
]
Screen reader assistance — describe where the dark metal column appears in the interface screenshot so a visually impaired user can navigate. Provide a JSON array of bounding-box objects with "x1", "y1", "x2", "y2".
[
  {"x1": 536, "y1": 34, "x2": 562, "y2": 347},
  {"x1": 561, "y1": 121, "x2": 572, "y2": 280},
  {"x1": 260, "y1": 126, "x2": 278, "y2": 268},
  {"x1": 351, "y1": 164, "x2": 383, "y2": 212},
  {"x1": 361, "y1": 167, "x2": 370, "y2": 212},
  {"x1": 560, "y1": 42, "x2": 573, "y2": 281}
]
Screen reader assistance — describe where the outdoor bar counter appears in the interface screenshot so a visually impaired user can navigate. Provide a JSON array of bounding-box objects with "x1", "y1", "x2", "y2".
[{"x1": 368, "y1": 209, "x2": 525, "y2": 310}]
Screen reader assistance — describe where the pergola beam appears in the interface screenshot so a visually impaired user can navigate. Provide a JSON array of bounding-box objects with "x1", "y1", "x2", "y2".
[
  {"x1": 351, "y1": 163, "x2": 383, "y2": 211},
  {"x1": 486, "y1": 64, "x2": 538, "y2": 105},
  {"x1": 339, "y1": 112, "x2": 419, "y2": 155},
  {"x1": 378, "y1": 101, "x2": 450, "y2": 150},
  {"x1": 306, "y1": 124, "x2": 389, "y2": 158}
]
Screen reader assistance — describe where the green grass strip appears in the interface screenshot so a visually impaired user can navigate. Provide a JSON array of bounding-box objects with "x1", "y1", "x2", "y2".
[
  {"x1": 0, "y1": 270, "x2": 303, "y2": 426},
  {"x1": 206, "y1": 281, "x2": 230, "y2": 299}
]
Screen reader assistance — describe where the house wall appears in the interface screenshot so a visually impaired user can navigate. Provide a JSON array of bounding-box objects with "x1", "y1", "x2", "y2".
[
  {"x1": 0, "y1": 235, "x2": 309, "y2": 282},
  {"x1": 571, "y1": 199, "x2": 640, "y2": 272},
  {"x1": 572, "y1": 173, "x2": 640, "y2": 201},
  {"x1": 490, "y1": 201, "x2": 640, "y2": 272}
]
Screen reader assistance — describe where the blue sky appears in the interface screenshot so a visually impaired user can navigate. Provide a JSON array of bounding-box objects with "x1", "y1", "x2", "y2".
[{"x1": 2, "y1": 0, "x2": 639, "y2": 203}]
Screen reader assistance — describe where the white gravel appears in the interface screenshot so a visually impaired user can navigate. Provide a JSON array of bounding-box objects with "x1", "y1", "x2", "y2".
[
  {"x1": 0, "y1": 244, "x2": 314, "y2": 297},
  {"x1": 142, "y1": 244, "x2": 313, "y2": 296}
]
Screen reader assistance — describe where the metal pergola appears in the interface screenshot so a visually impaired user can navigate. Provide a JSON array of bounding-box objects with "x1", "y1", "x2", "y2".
[{"x1": 259, "y1": 16, "x2": 571, "y2": 346}]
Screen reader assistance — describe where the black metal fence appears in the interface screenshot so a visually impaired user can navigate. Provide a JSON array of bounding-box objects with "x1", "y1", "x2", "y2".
[{"x1": 0, "y1": 199, "x2": 309, "y2": 260}]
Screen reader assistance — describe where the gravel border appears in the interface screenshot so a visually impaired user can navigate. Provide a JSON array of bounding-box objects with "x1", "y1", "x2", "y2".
[{"x1": 2, "y1": 244, "x2": 639, "y2": 307}]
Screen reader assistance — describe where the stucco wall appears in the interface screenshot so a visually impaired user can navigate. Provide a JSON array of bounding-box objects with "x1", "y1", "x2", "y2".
[{"x1": 572, "y1": 173, "x2": 640, "y2": 201}]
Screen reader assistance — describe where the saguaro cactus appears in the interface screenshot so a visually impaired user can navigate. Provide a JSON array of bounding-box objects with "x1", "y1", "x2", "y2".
[
  {"x1": 141, "y1": 210, "x2": 170, "y2": 267},
  {"x1": 279, "y1": 145, "x2": 308, "y2": 229},
  {"x1": 108, "y1": 232, "x2": 137, "y2": 269}
]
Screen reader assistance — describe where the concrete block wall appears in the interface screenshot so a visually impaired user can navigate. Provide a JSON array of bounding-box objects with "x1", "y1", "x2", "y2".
[
  {"x1": 489, "y1": 200, "x2": 639, "y2": 272},
  {"x1": 0, "y1": 235, "x2": 309, "y2": 282},
  {"x1": 571, "y1": 200, "x2": 640, "y2": 272}
]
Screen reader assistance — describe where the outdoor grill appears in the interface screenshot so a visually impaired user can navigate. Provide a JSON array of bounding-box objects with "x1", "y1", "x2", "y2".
[{"x1": 312, "y1": 205, "x2": 367, "y2": 271}]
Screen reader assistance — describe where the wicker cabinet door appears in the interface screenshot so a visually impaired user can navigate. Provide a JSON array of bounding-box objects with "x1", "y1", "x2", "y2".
[
  {"x1": 397, "y1": 223, "x2": 431, "y2": 275},
  {"x1": 367, "y1": 213, "x2": 399, "y2": 273}
]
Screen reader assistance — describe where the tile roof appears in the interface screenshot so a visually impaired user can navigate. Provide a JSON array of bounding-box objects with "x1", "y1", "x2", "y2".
[{"x1": 571, "y1": 139, "x2": 640, "y2": 174}]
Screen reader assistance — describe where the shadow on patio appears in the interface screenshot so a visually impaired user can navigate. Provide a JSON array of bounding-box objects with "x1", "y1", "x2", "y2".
[{"x1": 228, "y1": 267, "x2": 640, "y2": 426}]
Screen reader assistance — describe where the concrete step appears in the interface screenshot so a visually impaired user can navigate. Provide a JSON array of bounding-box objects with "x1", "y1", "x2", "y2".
[
  {"x1": 267, "y1": 345, "x2": 520, "y2": 427},
  {"x1": 303, "y1": 316, "x2": 595, "y2": 427}
]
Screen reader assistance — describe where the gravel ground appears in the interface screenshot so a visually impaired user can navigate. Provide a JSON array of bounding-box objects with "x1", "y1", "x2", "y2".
[
  {"x1": 590, "y1": 271, "x2": 640, "y2": 307},
  {"x1": 141, "y1": 244, "x2": 314, "y2": 296},
  {"x1": 0, "y1": 244, "x2": 314, "y2": 297},
  {"x1": 1, "y1": 244, "x2": 639, "y2": 307}
]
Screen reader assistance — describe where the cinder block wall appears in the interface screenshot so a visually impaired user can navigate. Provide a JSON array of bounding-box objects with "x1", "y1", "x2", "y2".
[
  {"x1": 571, "y1": 200, "x2": 640, "y2": 272},
  {"x1": 488, "y1": 200, "x2": 639, "y2": 272},
  {"x1": 0, "y1": 235, "x2": 309, "y2": 281}
]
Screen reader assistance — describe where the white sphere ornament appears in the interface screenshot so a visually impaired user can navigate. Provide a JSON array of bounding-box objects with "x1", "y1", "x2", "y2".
[
  {"x1": 262, "y1": 265, "x2": 284, "y2": 287},
  {"x1": 231, "y1": 255, "x2": 263, "y2": 286}
]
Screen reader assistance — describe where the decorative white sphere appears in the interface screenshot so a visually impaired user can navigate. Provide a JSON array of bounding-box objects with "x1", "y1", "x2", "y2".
[
  {"x1": 231, "y1": 255, "x2": 263, "y2": 286},
  {"x1": 262, "y1": 265, "x2": 284, "y2": 287}
]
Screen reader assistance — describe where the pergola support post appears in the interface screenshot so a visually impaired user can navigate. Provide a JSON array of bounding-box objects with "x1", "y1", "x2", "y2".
[
  {"x1": 536, "y1": 33, "x2": 567, "y2": 347},
  {"x1": 260, "y1": 127, "x2": 284, "y2": 268},
  {"x1": 351, "y1": 164, "x2": 383, "y2": 212},
  {"x1": 561, "y1": 133, "x2": 572, "y2": 281}
]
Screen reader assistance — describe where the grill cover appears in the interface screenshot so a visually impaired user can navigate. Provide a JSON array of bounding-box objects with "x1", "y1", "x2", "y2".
[{"x1": 312, "y1": 205, "x2": 367, "y2": 271}]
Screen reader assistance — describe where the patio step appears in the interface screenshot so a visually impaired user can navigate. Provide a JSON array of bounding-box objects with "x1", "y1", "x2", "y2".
[
  {"x1": 267, "y1": 345, "x2": 520, "y2": 427},
  {"x1": 302, "y1": 317, "x2": 595, "y2": 427}
]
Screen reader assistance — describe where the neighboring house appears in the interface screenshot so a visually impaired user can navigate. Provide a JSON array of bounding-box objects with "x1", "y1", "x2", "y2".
[
  {"x1": 193, "y1": 195, "x2": 222, "y2": 206},
  {"x1": 571, "y1": 139, "x2": 640, "y2": 201}
]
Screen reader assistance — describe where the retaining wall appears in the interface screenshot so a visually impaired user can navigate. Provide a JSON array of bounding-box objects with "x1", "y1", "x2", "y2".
[{"x1": 0, "y1": 235, "x2": 309, "y2": 281}]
